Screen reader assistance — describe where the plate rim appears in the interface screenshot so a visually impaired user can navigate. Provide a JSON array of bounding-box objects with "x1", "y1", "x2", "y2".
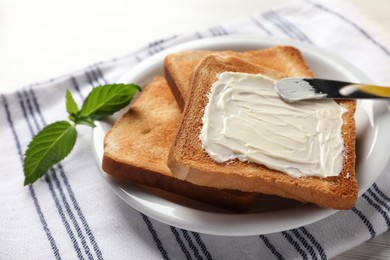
[{"x1": 92, "y1": 35, "x2": 390, "y2": 236}]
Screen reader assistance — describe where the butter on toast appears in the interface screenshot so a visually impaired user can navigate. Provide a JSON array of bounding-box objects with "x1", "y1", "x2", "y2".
[
  {"x1": 102, "y1": 77, "x2": 258, "y2": 211},
  {"x1": 164, "y1": 46, "x2": 314, "y2": 110},
  {"x1": 168, "y1": 55, "x2": 357, "y2": 210}
]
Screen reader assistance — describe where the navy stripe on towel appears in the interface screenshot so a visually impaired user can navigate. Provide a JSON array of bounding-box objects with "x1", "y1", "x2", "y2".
[
  {"x1": 86, "y1": 66, "x2": 106, "y2": 86},
  {"x1": 56, "y1": 164, "x2": 103, "y2": 260},
  {"x1": 170, "y1": 227, "x2": 192, "y2": 260},
  {"x1": 372, "y1": 183, "x2": 390, "y2": 203},
  {"x1": 209, "y1": 26, "x2": 228, "y2": 37},
  {"x1": 259, "y1": 235, "x2": 285, "y2": 260},
  {"x1": 85, "y1": 70, "x2": 96, "y2": 89},
  {"x1": 140, "y1": 214, "x2": 170, "y2": 260},
  {"x1": 51, "y1": 168, "x2": 94, "y2": 260},
  {"x1": 90, "y1": 67, "x2": 104, "y2": 86},
  {"x1": 299, "y1": 227, "x2": 327, "y2": 260},
  {"x1": 290, "y1": 229, "x2": 318, "y2": 259},
  {"x1": 282, "y1": 231, "x2": 308, "y2": 260},
  {"x1": 181, "y1": 230, "x2": 202, "y2": 260},
  {"x1": 263, "y1": 11, "x2": 312, "y2": 43},
  {"x1": 45, "y1": 172, "x2": 85, "y2": 259},
  {"x1": 70, "y1": 76, "x2": 85, "y2": 101},
  {"x1": 191, "y1": 232, "x2": 213, "y2": 260},
  {"x1": 250, "y1": 16, "x2": 273, "y2": 36},
  {"x1": 16, "y1": 92, "x2": 35, "y2": 134},
  {"x1": 28, "y1": 185, "x2": 62, "y2": 260},
  {"x1": 22, "y1": 90, "x2": 41, "y2": 130},
  {"x1": 367, "y1": 189, "x2": 390, "y2": 212},
  {"x1": 2, "y1": 95, "x2": 62, "y2": 260},
  {"x1": 148, "y1": 39, "x2": 165, "y2": 55},
  {"x1": 351, "y1": 207, "x2": 376, "y2": 238},
  {"x1": 95, "y1": 65, "x2": 109, "y2": 84},
  {"x1": 263, "y1": 11, "x2": 299, "y2": 41},
  {"x1": 362, "y1": 194, "x2": 390, "y2": 228}
]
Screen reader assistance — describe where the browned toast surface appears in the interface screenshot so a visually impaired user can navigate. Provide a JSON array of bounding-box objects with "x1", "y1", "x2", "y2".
[
  {"x1": 164, "y1": 46, "x2": 314, "y2": 110},
  {"x1": 168, "y1": 55, "x2": 357, "y2": 210},
  {"x1": 102, "y1": 76, "x2": 258, "y2": 211}
]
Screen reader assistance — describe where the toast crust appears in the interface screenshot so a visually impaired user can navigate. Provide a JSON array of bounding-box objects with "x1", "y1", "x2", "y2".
[
  {"x1": 168, "y1": 55, "x2": 357, "y2": 210},
  {"x1": 164, "y1": 46, "x2": 314, "y2": 110},
  {"x1": 102, "y1": 77, "x2": 258, "y2": 211}
]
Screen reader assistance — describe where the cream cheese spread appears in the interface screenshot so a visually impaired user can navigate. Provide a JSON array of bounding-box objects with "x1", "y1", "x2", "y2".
[{"x1": 200, "y1": 72, "x2": 346, "y2": 178}]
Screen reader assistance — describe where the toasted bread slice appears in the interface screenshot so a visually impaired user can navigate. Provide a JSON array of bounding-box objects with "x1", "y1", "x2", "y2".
[
  {"x1": 164, "y1": 46, "x2": 314, "y2": 110},
  {"x1": 102, "y1": 77, "x2": 258, "y2": 211},
  {"x1": 168, "y1": 55, "x2": 357, "y2": 210}
]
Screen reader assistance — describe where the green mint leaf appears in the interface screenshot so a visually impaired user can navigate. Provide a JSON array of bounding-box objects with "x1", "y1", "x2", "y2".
[
  {"x1": 79, "y1": 83, "x2": 141, "y2": 121},
  {"x1": 23, "y1": 121, "x2": 77, "y2": 185},
  {"x1": 66, "y1": 89, "x2": 79, "y2": 116}
]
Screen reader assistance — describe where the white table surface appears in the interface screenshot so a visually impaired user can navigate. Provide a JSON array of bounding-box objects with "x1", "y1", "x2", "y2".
[{"x1": 1, "y1": 0, "x2": 389, "y2": 259}]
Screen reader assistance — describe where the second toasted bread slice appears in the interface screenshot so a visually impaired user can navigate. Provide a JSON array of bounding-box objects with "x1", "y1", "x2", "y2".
[
  {"x1": 102, "y1": 77, "x2": 258, "y2": 211},
  {"x1": 168, "y1": 55, "x2": 357, "y2": 210},
  {"x1": 164, "y1": 46, "x2": 314, "y2": 110}
]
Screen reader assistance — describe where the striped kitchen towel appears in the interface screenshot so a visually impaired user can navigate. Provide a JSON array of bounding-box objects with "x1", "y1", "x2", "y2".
[{"x1": 1, "y1": 0, "x2": 390, "y2": 259}]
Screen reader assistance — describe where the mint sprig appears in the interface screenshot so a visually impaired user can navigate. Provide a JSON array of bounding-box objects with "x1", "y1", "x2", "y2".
[
  {"x1": 23, "y1": 83, "x2": 141, "y2": 185},
  {"x1": 24, "y1": 121, "x2": 77, "y2": 185}
]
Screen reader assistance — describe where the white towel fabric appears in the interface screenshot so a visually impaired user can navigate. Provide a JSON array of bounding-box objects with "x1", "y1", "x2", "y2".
[{"x1": 1, "y1": 0, "x2": 390, "y2": 259}]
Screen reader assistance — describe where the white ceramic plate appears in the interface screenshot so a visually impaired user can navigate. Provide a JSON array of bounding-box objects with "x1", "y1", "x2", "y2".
[{"x1": 92, "y1": 36, "x2": 390, "y2": 236}]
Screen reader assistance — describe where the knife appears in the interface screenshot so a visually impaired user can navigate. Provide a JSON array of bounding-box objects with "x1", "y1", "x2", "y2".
[{"x1": 275, "y1": 77, "x2": 390, "y2": 102}]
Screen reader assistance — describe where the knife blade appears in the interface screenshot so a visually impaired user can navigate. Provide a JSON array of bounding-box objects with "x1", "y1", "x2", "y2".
[{"x1": 275, "y1": 77, "x2": 390, "y2": 102}]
